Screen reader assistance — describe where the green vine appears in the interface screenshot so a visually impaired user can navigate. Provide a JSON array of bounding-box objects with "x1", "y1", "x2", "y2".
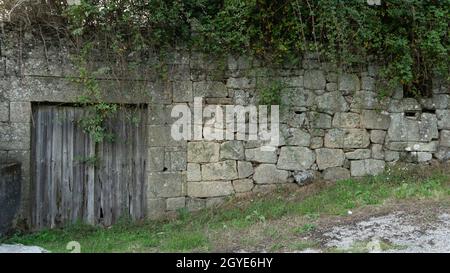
[{"x1": 2, "y1": 0, "x2": 449, "y2": 97}]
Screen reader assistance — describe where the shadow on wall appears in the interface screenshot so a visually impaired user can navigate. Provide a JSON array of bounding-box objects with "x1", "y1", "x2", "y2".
[{"x1": 0, "y1": 162, "x2": 21, "y2": 237}]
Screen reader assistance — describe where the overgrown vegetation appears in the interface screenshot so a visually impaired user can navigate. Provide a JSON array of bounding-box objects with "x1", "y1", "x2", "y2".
[
  {"x1": 3, "y1": 163, "x2": 450, "y2": 252},
  {"x1": 1, "y1": 0, "x2": 448, "y2": 97}
]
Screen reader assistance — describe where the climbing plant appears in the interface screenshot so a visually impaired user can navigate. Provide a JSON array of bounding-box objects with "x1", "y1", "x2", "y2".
[{"x1": 1, "y1": 0, "x2": 449, "y2": 98}]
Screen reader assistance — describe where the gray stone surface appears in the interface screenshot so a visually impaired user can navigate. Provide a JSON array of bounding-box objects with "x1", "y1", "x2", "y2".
[
  {"x1": 345, "y1": 149, "x2": 371, "y2": 160},
  {"x1": 308, "y1": 112, "x2": 332, "y2": 129},
  {"x1": 188, "y1": 181, "x2": 234, "y2": 197},
  {"x1": 370, "y1": 130, "x2": 386, "y2": 144},
  {"x1": 172, "y1": 81, "x2": 193, "y2": 102},
  {"x1": 9, "y1": 102, "x2": 31, "y2": 123},
  {"x1": 193, "y1": 81, "x2": 228, "y2": 97},
  {"x1": 388, "y1": 113, "x2": 438, "y2": 142},
  {"x1": 277, "y1": 146, "x2": 315, "y2": 171},
  {"x1": 237, "y1": 161, "x2": 254, "y2": 178},
  {"x1": 338, "y1": 73, "x2": 360, "y2": 93},
  {"x1": 220, "y1": 141, "x2": 245, "y2": 160},
  {"x1": 361, "y1": 110, "x2": 391, "y2": 130},
  {"x1": 148, "y1": 125, "x2": 185, "y2": 147},
  {"x1": 233, "y1": 179, "x2": 254, "y2": 193},
  {"x1": 384, "y1": 151, "x2": 400, "y2": 162},
  {"x1": 315, "y1": 92, "x2": 349, "y2": 114},
  {"x1": 324, "y1": 129, "x2": 370, "y2": 149},
  {"x1": 310, "y1": 137, "x2": 323, "y2": 149},
  {"x1": 245, "y1": 148, "x2": 278, "y2": 163},
  {"x1": 437, "y1": 110, "x2": 450, "y2": 129},
  {"x1": 187, "y1": 142, "x2": 220, "y2": 163},
  {"x1": 283, "y1": 128, "x2": 311, "y2": 146},
  {"x1": 202, "y1": 160, "x2": 238, "y2": 181},
  {"x1": 0, "y1": 244, "x2": 48, "y2": 253},
  {"x1": 315, "y1": 148, "x2": 345, "y2": 170},
  {"x1": 147, "y1": 198, "x2": 166, "y2": 219},
  {"x1": 351, "y1": 91, "x2": 380, "y2": 110},
  {"x1": 440, "y1": 130, "x2": 450, "y2": 147},
  {"x1": 187, "y1": 163, "x2": 201, "y2": 181},
  {"x1": 0, "y1": 102, "x2": 9, "y2": 122},
  {"x1": 148, "y1": 147, "x2": 165, "y2": 171},
  {"x1": 371, "y1": 144, "x2": 384, "y2": 160},
  {"x1": 386, "y1": 141, "x2": 438, "y2": 152},
  {"x1": 293, "y1": 170, "x2": 315, "y2": 186},
  {"x1": 166, "y1": 197, "x2": 186, "y2": 211},
  {"x1": 253, "y1": 164, "x2": 290, "y2": 184},
  {"x1": 332, "y1": 112, "x2": 361, "y2": 128},
  {"x1": 304, "y1": 70, "x2": 326, "y2": 90},
  {"x1": 147, "y1": 172, "x2": 185, "y2": 198},
  {"x1": 350, "y1": 159, "x2": 385, "y2": 177},
  {"x1": 323, "y1": 167, "x2": 350, "y2": 181}
]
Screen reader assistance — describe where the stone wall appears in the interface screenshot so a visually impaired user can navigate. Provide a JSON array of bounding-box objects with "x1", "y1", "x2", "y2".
[
  {"x1": 0, "y1": 163, "x2": 21, "y2": 236},
  {"x1": 0, "y1": 31, "x2": 449, "y2": 223}
]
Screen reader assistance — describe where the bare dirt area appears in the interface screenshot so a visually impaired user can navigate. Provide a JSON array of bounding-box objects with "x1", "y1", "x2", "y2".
[{"x1": 210, "y1": 198, "x2": 450, "y2": 253}]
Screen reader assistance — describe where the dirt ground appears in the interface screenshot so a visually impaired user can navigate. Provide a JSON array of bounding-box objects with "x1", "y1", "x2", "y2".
[{"x1": 210, "y1": 198, "x2": 450, "y2": 253}]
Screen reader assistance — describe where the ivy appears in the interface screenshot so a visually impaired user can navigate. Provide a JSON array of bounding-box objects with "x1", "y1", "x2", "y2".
[{"x1": 2, "y1": 0, "x2": 449, "y2": 97}]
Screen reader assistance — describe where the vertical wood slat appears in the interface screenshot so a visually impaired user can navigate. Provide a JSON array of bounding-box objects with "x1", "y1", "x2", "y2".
[{"x1": 31, "y1": 105, "x2": 147, "y2": 229}]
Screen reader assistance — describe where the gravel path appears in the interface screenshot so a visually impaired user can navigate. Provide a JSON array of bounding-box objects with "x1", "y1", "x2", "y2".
[{"x1": 301, "y1": 201, "x2": 450, "y2": 253}]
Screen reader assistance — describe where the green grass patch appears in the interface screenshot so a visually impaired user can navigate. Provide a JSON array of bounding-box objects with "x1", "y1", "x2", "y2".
[{"x1": 4, "y1": 164, "x2": 450, "y2": 252}]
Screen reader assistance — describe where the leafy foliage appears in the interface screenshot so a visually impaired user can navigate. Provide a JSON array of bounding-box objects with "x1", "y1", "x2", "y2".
[{"x1": 2, "y1": 0, "x2": 449, "y2": 96}]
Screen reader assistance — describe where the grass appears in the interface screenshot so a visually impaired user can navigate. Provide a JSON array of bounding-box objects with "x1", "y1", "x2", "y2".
[{"x1": 3, "y1": 163, "x2": 450, "y2": 253}]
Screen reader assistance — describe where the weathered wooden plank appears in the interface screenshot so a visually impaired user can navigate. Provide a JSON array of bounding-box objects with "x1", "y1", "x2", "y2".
[{"x1": 31, "y1": 104, "x2": 148, "y2": 229}]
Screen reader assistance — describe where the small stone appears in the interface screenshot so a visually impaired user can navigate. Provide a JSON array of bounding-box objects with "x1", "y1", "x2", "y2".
[
  {"x1": 148, "y1": 147, "x2": 165, "y2": 171},
  {"x1": 308, "y1": 112, "x2": 332, "y2": 129},
  {"x1": 322, "y1": 167, "x2": 350, "y2": 181},
  {"x1": 324, "y1": 129, "x2": 370, "y2": 149},
  {"x1": 253, "y1": 164, "x2": 290, "y2": 184},
  {"x1": 9, "y1": 102, "x2": 31, "y2": 123},
  {"x1": 0, "y1": 244, "x2": 48, "y2": 253},
  {"x1": 0, "y1": 102, "x2": 9, "y2": 122},
  {"x1": 187, "y1": 163, "x2": 201, "y2": 181},
  {"x1": 193, "y1": 81, "x2": 228, "y2": 97},
  {"x1": 350, "y1": 159, "x2": 385, "y2": 177},
  {"x1": 361, "y1": 76, "x2": 375, "y2": 91},
  {"x1": 437, "y1": 110, "x2": 450, "y2": 129},
  {"x1": 361, "y1": 110, "x2": 391, "y2": 130},
  {"x1": 315, "y1": 92, "x2": 349, "y2": 114},
  {"x1": 147, "y1": 198, "x2": 166, "y2": 219},
  {"x1": 245, "y1": 148, "x2": 278, "y2": 163},
  {"x1": 371, "y1": 144, "x2": 384, "y2": 160},
  {"x1": 345, "y1": 149, "x2": 371, "y2": 160},
  {"x1": 315, "y1": 148, "x2": 345, "y2": 170},
  {"x1": 188, "y1": 181, "x2": 234, "y2": 198},
  {"x1": 338, "y1": 73, "x2": 360, "y2": 93},
  {"x1": 220, "y1": 141, "x2": 245, "y2": 160},
  {"x1": 370, "y1": 130, "x2": 386, "y2": 144},
  {"x1": 304, "y1": 70, "x2": 326, "y2": 90},
  {"x1": 166, "y1": 197, "x2": 186, "y2": 211},
  {"x1": 187, "y1": 142, "x2": 220, "y2": 163},
  {"x1": 206, "y1": 197, "x2": 226, "y2": 208},
  {"x1": 417, "y1": 152, "x2": 432, "y2": 162},
  {"x1": 277, "y1": 146, "x2": 315, "y2": 171},
  {"x1": 440, "y1": 130, "x2": 450, "y2": 147},
  {"x1": 384, "y1": 151, "x2": 400, "y2": 162},
  {"x1": 233, "y1": 179, "x2": 254, "y2": 192},
  {"x1": 283, "y1": 128, "x2": 311, "y2": 146},
  {"x1": 293, "y1": 170, "x2": 315, "y2": 185},
  {"x1": 310, "y1": 137, "x2": 323, "y2": 149},
  {"x1": 332, "y1": 112, "x2": 361, "y2": 128},
  {"x1": 237, "y1": 161, "x2": 254, "y2": 178},
  {"x1": 201, "y1": 160, "x2": 238, "y2": 181},
  {"x1": 186, "y1": 197, "x2": 206, "y2": 211}
]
